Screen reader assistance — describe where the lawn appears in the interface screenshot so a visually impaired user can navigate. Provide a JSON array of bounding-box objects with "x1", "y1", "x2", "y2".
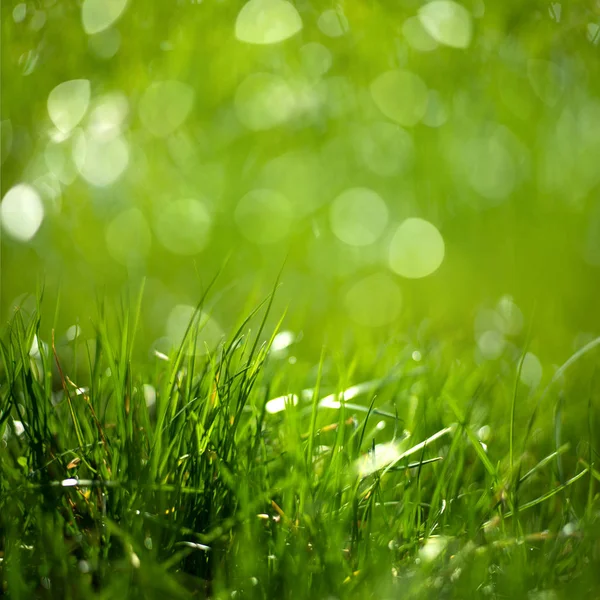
[
  {"x1": 2, "y1": 0, "x2": 600, "y2": 597},
  {"x1": 1, "y1": 288, "x2": 599, "y2": 598}
]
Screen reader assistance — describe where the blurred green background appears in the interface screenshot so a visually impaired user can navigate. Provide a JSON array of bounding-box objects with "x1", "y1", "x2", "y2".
[{"x1": 2, "y1": 0, "x2": 600, "y2": 364}]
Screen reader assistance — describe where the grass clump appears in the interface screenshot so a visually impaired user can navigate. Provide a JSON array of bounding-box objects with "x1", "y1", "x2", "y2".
[{"x1": 1, "y1": 292, "x2": 599, "y2": 599}]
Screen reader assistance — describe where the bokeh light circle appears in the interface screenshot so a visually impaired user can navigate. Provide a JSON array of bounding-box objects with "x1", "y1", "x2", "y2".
[
  {"x1": 388, "y1": 218, "x2": 445, "y2": 278},
  {"x1": 330, "y1": 187, "x2": 389, "y2": 247},
  {"x1": 344, "y1": 273, "x2": 402, "y2": 327},
  {"x1": 235, "y1": 188, "x2": 293, "y2": 244},
  {"x1": 1, "y1": 184, "x2": 44, "y2": 242},
  {"x1": 155, "y1": 199, "x2": 212, "y2": 255}
]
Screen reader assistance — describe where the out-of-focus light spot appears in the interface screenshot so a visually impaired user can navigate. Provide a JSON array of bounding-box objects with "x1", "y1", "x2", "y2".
[
  {"x1": 496, "y1": 295, "x2": 523, "y2": 335},
  {"x1": 477, "y1": 330, "x2": 505, "y2": 360},
  {"x1": 88, "y1": 28, "x2": 121, "y2": 59},
  {"x1": 235, "y1": 188, "x2": 293, "y2": 244},
  {"x1": 370, "y1": 70, "x2": 428, "y2": 127},
  {"x1": 30, "y1": 10, "x2": 46, "y2": 31},
  {"x1": 87, "y1": 92, "x2": 128, "y2": 140},
  {"x1": 317, "y1": 9, "x2": 349, "y2": 37},
  {"x1": 47, "y1": 80, "x2": 91, "y2": 135},
  {"x1": 271, "y1": 330, "x2": 295, "y2": 352},
  {"x1": 588, "y1": 23, "x2": 600, "y2": 45},
  {"x1": 259, "y1": 151, "x2": 323, "y2": 216},
  {"x1": 330, "y1": 187, "x2": 388, "y2": 247},
  {"x1": 235, "y1": 0, "x2": 302, "y2": 45},
  {"x1": 19, "y1": 49, "x2": 39, "y2": 76},
  {"x1": 82, "y1": 0, "x2": 128, "y2": 35},
  {"x1": 1, "y1": 184, "x2": 44, "y2": 242},
  {"x1": 73, "y1": 132, "x2": 129, "y2": 187},
  {"x1": 527, "y1": 60, "x2": 565, "y2": 106},
  {"x1": 412, "y1": 350, "x2": 422, "y2": 361},
  {"x1": 344, "y1": 273, "x2": 402, "y2": 327},
  {"x1": 458, "y1": 127, "x2": 517, "y2": 201},
  {"x1": 389, "y1": 218, "x2": 445, "y2": 279},
  {"x1": 166, "y1": 304, "x2": 223, "y2": 356},
  {"x1": 45, "y1": 140, "x2": 77, "y2": 185},
  {"x1": 33, "y1": 173, "x2": 62, "y2": 212},
  {"x1": 355, "y1": 442, "x2": 400, "y2": 477},
  {"x1": 520, "y1": 352, "x2": 542, "y2": 389},
  {"x1": 474, "y1": 308, "x2": 504, "y2": 335},
  {"x1": 418, "y1": 1, "x2": 473, "y2": 49},
  {"x1": 1, "y1": 120, "x2": 12, "y2": 165},
  {"x1": 66, "y1": 325, "x2": 81, "y2": 341},
  {"x1": 61, "y1": 478, "x2": 78, "y2": 487},
  {"x1": 355, "y1": 122, "x2": 413, "y2": 177},
  {"x1": 472, "y1": 0, "x2": 485, "y2": 18},
  {"x1": 234, "y1": 73, "x2": 296, "y2": 131},
  {"x1": 265, "y1": 393, "x2": 298, "y2": 414},
  {"x1": 402, "y1": 17, "x2": 438, "y2": 52},
  {"x1": 548, "y1": 2, "x2": 561, "y2": 22},
  {"x1": 105, "y1": 208, "x2": 151, "y2": 266},
  {"x1": 13, "y1": 3, "x2": 27, "y2": 23},
  {"x1": 154, "y1": 198, "x2": 211, "y2": 255},
  {"x1": 300, "y1": 42, "x2": 333, "y2": 79},
  {"x1": 139, "y1": 80, "x2": 194, "y2": 137},
  {"x1": 422, "y1": 90, "x2": 447, "y2": 127},
  {"x1": 143, "y1": 384, "x2": 156, "y2": 408},
  {"x1": 419, "y1": 536, "x2": 448, "y2": 562}
]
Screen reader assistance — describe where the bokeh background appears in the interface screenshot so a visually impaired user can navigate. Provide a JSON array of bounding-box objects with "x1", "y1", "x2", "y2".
[{"x1": 2, "y1": 0, "x2": 600, "y2": 366}]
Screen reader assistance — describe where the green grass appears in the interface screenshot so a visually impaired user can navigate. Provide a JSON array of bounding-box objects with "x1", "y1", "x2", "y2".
[{"x1": 1, "y1": 291, "x2": 599, "y2": 599}]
